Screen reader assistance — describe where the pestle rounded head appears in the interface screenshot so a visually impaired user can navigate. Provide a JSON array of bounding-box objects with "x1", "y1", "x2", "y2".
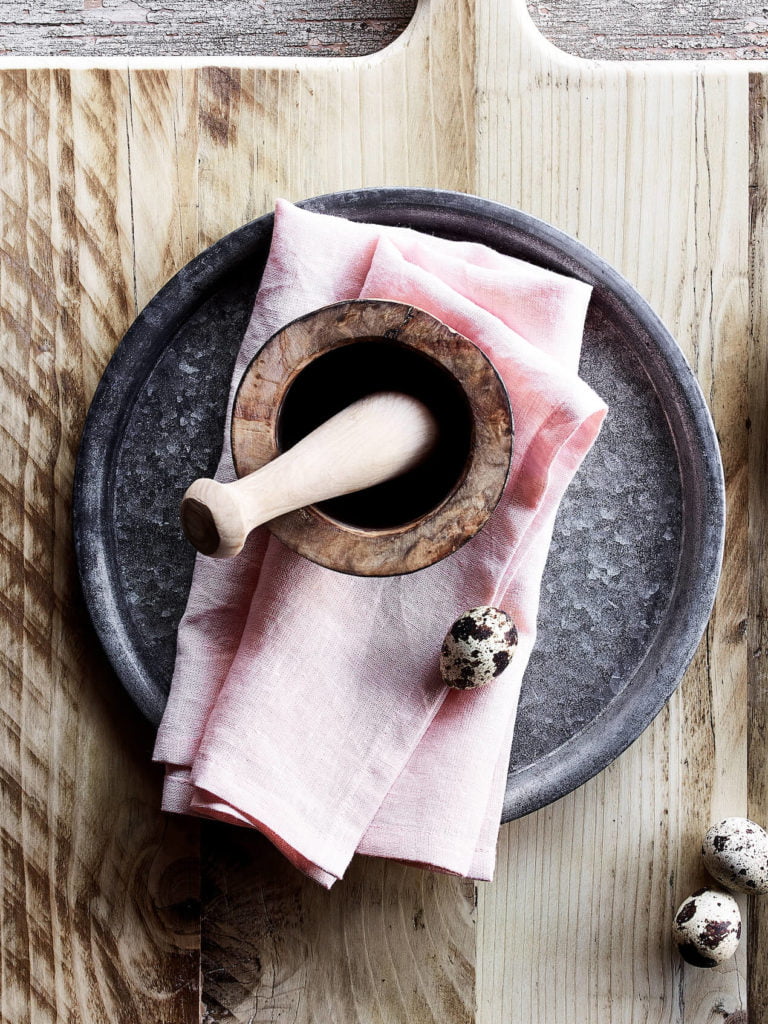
[
  {"x1": 180, "y1": 478, "x2": 246, "y2": 559},
  {"x1": 180, "y1": 496, "x2": 221, "y2": 556}
]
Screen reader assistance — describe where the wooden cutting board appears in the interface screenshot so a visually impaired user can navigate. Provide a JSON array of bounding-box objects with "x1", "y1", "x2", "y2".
[{"x1": 2, "y1": 1, "x2": 765, "y2": 1021}]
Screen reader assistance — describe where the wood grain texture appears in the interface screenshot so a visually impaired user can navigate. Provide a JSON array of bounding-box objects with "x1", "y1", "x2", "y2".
[
  {"x1": 1, "y1": 0, "x2": 765, "y2": 1022},
  {"x1": 529, "y1": 1, "x2": 768, "y2": 61},
  {"x1": 748, "y1": 70, "x2": 768, "y2": 1021},
  {"x1": 186, "y1": 6, "x2": 479, "y2": 1015},
  {"x1": 0, "y1": 0, "x2": 416, "y2": 58},
  {"x1": 474, "y1": 6, "x2": 752, "y2": 1023},
  {"x1": 0, "y1": 68, "x2": 200, "y2": 1022},
  {"x1": 201, "y1": 825, "x2": 475, "y2": 1024},
  {"x1": 3, "y1": 0, "x2": 768, "y2": 62}
]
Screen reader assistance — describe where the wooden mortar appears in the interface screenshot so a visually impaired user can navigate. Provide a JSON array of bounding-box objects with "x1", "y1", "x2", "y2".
[{"x1": 219, "y1": 299, "x2": 514, "y2": 576}]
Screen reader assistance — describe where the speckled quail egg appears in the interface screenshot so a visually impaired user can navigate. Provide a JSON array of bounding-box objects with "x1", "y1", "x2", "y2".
[
  {"x1": 672, "y1": 888, "x2": 741, "y2": 968},
  {"x1": 702, "y1": 817, "x2": 768, "y2": 895},
  {"x1": 439, "y1": 606, "x2": 518, "y2": 690}
]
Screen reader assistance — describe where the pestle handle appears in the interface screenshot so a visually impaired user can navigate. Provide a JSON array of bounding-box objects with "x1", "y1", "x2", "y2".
[{"x1": 180, "y1": 391, "x2": 439, "y2": 559}]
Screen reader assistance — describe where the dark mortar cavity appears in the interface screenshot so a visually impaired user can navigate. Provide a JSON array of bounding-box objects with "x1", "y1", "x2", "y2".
[{"x1": 276, "y1": 339, "x2": 472, "y2": 530}]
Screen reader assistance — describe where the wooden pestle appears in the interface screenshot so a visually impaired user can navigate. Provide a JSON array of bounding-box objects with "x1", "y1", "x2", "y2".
[{"x1": 180, "y1": 391, "x2": 439, "y2": 559}]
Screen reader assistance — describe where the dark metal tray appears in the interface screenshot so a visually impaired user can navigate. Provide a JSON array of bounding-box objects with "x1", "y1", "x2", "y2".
[{"x1": 72, "y1": 188, "x2": 725, "y2": 823}]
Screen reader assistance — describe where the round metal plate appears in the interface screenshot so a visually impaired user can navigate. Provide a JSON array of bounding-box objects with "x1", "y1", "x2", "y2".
[{"x1": 72, "y1": 188, "x2": 725, "y2": 823}]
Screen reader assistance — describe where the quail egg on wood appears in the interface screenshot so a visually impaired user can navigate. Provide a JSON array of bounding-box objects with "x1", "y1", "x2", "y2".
[
  {"x1": 439, "y1": 606, "x2": 518, "y2": 690},
  {"x1": 702, "y1": 817, "x2": 768, "y2": 894},
  {"x1": 672, "y1": 888, "x2": 741, "y2": 968}
]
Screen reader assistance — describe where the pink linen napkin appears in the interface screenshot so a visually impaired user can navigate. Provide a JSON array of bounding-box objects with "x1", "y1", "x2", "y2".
[{"x1": 153, "y1": 199, "x2": 607, "y2": 887}]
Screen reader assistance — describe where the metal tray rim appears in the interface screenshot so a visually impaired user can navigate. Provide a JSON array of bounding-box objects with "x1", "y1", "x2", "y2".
[{"x1": 72, "y1": 187, "x2": 725, "y2": 823}]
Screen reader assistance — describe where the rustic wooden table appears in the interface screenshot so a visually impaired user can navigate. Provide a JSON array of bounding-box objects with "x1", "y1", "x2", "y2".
[{"x1": 1, "y1": 3, "x2": 766, "y2": 1023}]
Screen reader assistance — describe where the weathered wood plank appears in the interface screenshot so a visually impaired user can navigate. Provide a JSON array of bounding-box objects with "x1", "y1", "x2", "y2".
[
  {"x1": 188, "y1": 7, "x2": 478, "y2": 1015},
  {"x1": 528, "y1": 0, "x2": 768, "y2": 61},
  {"x1": 748, "y1": 69, "x2": 768, "y2": 1024},
  {"x1": 201, "y1": 827, "x2": 475, "y2": 1024},
  {"x1": 2, "y1": 0, "x2": 768, "y2": 61},
  {"x1": 0, "y1": 67, "x2": 201, "y2": 1023},
  {"x1": 475, "y1": 9, "x2": 751, "y2": 1021},
  {"x1": 0, "y1": 0, "x2": 416, "y2": 58},
  {"x1": 1, "y1": 2, "x2": 764, "y2": 1023}
]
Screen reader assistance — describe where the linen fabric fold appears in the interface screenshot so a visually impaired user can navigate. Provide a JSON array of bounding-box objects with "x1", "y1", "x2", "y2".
[{"x1": 153, "y1": 200, "x2": 607, "y2": 887}]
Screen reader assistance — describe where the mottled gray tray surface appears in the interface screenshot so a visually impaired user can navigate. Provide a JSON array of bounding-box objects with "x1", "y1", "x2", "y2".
[{"x1": 73, "y1": 188, "x2": 725, "y2": 823}]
